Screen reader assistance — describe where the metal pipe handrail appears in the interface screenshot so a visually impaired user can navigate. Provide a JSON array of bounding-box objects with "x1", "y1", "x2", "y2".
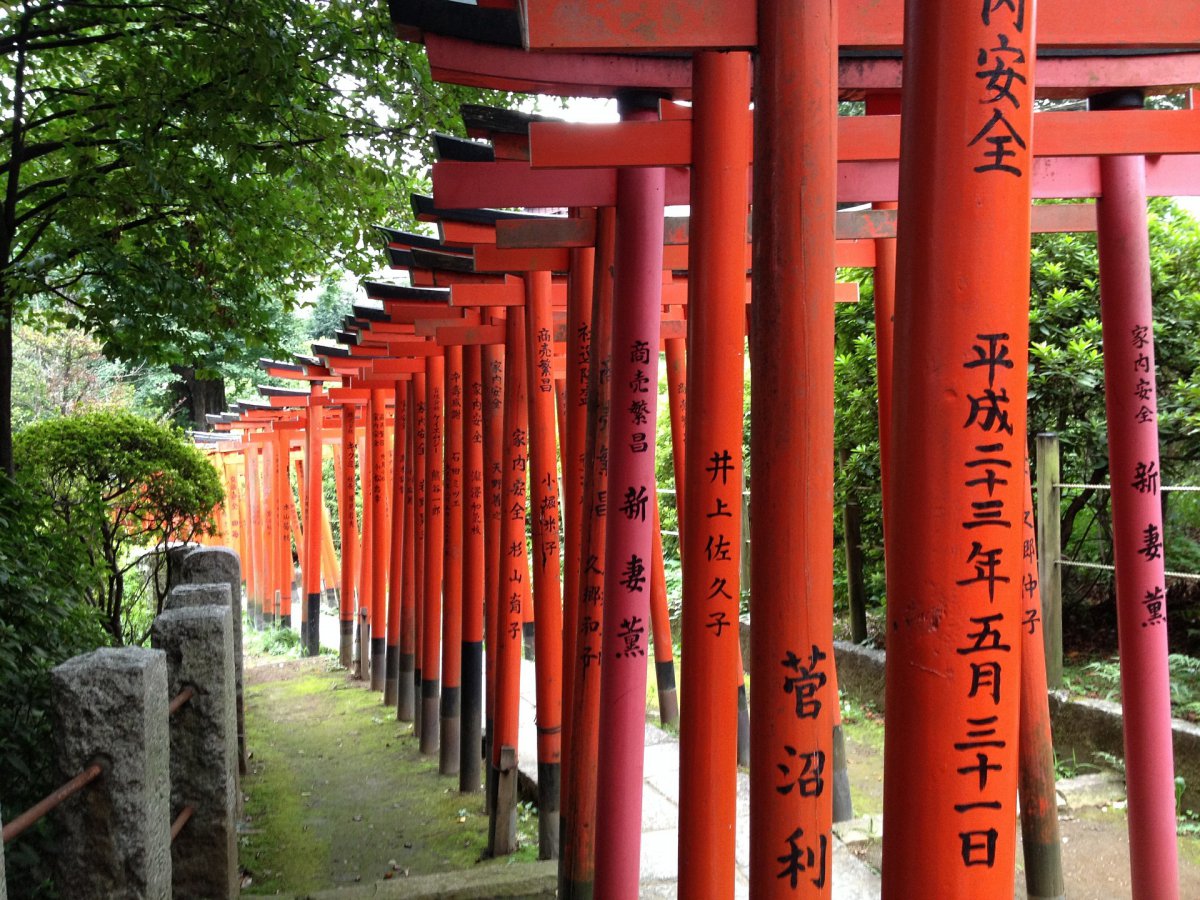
[
  {"x1": 169, "y1": 685, "x2": 195, "y2": 716},
  {"x1": 170, "y1": 805, "x2": 194, "y2": 842},
  {"x1": 2, "y1": 762, "x2": 104, "y2": 844}
]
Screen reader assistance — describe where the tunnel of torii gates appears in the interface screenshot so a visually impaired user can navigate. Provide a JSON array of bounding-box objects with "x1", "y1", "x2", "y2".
[{"x1": 185, "y1": 0, "x2": 1200, "y2": 897}]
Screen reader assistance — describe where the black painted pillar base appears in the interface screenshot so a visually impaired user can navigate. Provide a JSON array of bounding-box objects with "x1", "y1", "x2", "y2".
[
  {"x1": 383, "y1": 642, "x2": 400, "y2": 706},
  {"x1": 397, "y1": 652, "x2": 416, "y2": 722},
  {"x1": 440, "y1": 686, "x2": 461, "y2": 775},
  {"x1": 655, "y1": 659, "x2": 679, "y2": 727},
  {"x1": 459, "y1": 642, "x2": 483, "y2": 793},
  {"x1": 306, "y1": 592, "x2": 320, "y2": 656},
  {"x1": 420, "y1": 678, "x2": 439, "y2": 755},
  {"x1": 369, "y1": 637, "x2": 386, "y2": 692},
  {"x1": 522, "y1": 621, "x2": 536, "y2": 660},
  {"x1": 339, "y1": 618, "x2": 353, "y2": 669},
  {"x1": 736, "y1": 683, "x2": 751, "y2": 767},
  {"x1": 538, "y1": 761, "x2": 561, "y2": 860}
]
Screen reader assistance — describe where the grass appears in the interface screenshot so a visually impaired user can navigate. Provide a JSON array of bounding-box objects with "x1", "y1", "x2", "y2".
[{"x1": 239, "y1": 658, "x2": 537, "y2": 895}]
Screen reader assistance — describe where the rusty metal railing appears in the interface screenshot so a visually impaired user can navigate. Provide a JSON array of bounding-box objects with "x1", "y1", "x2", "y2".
[{"x1": 2, "y1": 684, "x2": 196, "y2": 845}]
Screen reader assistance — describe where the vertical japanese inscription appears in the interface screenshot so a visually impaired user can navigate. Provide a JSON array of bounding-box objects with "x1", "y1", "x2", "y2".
[
  {"x1": 951, "y1": 332, "x2": 1020, "y2": 869},
  {"x1": 969, "y1": 0, "x2": 1029, "y2": 176}
]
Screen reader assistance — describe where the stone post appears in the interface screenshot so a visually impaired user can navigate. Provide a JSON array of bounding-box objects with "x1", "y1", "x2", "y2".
[
  {"x1": 179, "y1": 548, "x2": 246, "y2": 774},
  {"x1": 151, "y1": 606, "x2": 239, "y2": 900},
  {"x1": 51, "y1": 647, "x2": 171, "y2": 899},
  {"x1": 1, "y1": 810, "x2": 7, "y2": 900}
]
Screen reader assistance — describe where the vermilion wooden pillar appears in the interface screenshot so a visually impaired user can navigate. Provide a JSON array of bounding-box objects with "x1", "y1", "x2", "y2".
[
  {"x1": 244, "y1": 443, "x2": 264, "y2": 628},
  {"x1": 525, "y1": 269, "x2": 565, "y2": 858},
  {"x1": 678, "y1": 49, "x2": 752, "y2": 900},
  {"x1": 482, "y1": 342, "x2": 505, "y2": 812},
  {"x1": 560, "y1": 233, "x2": 595, "y2": 807},
  {"x1": 1093, "y1": 90, "x2": 1180, "y2": 900},
  {"x1": 441, "y1": 345, "x2": 465, "y2": 775},
  {"x1": 421, "y1": 356, "x2": 446, "y2": 754},
  {"x1": 385, "y1": 383, "x2": 408, "y2": 707},
  {"x1": 491, "y1": 306, "x2": 529, "y2": 855},
  {"x1": 399, "y1": 386, "x2": 418, "y2": 722},
  {"x1": 369, "y1": 388, "x2": 391, "y2": 692},
  {"x1": 749, "y1": 0, "x2": 837, "y2": 895},
  {"x1": 594, "y1": 95, "x2": 667, "y2": 899},
  {"x1": 357, "y1": 422, "x2": 372, "y2": 678},
  {"x1": 338, "y1": 405, "x2": 359, "y2": 667},
  {"x1": 1018, "y1": 461, "x2": 1065, "y2": 900},
  {"x1": 413, "y1": 371, "x2": 427, "y2": 724},
  {"x1": 460, "y1": 344, "x2": 486, "y2": 793},
  {"x1": 882, "y1": 0, "x2": 1035, "y2": 894},
  {"x1": 303, "y1": 393, "x2": 324, "y2": 657},
  {"x1": 274, "y1": 432, "x2": 293, "y2": 627},
  {"x1": 561, "y1": 207, "x2": 615, "y2": 900}
]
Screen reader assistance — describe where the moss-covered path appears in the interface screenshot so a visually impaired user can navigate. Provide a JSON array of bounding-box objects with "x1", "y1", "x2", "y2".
[{"x1": 238, "y1": 655, "x2": 538, "y2": 895}]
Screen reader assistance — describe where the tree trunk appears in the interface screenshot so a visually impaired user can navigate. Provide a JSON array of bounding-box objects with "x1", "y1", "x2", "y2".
[
  {"x1": 0, "y1": 288, "x2": 13, "y2": 476},
  {"x1": 171, "y1": 365, "x2": 226, "y2": 429}
]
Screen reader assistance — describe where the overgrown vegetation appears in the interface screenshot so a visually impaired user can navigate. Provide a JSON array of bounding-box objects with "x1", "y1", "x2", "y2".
[
  {"x1": 13, "y1": 410, "x2": 223, "y2": 645},
  {"x1": 0, "y1": 477, "x2": 105, "y2": 897}
]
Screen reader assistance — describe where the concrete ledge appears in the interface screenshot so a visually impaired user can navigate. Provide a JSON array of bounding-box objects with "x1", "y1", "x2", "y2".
[
  {"x1": 832, "y1": 639, "x2": 1200, "y2": 815},
  {"x1": 302, "y1": 860, "x2": 557, "y2": 899}
]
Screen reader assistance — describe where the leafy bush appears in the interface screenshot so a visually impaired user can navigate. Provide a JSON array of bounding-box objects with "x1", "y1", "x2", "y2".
[
  {"x1": 0, "y1": 477, "x2": 105, "y2": 897},
  {"x1": 13, "y1": 411, "x2": 223, "y2": 645}
]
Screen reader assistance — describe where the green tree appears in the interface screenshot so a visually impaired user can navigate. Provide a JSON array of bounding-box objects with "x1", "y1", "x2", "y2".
[
  {"x1": 1, "y1": 1, "x2": 502, "y2": 468},
  {"x1": 832, "y1": 199, "x2": 1200, "y2": 642},
  {"x1": 14, "y1": 410, "x2": 224, "y2": 645},
  {"x1": 305, "y1": 276, "x2": 356, "y2": 342}
]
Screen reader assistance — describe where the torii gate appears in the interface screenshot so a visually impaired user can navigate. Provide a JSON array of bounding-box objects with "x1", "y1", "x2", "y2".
[{"x1": 383, "y1": 1, "x2": 1200, "y2": 898}]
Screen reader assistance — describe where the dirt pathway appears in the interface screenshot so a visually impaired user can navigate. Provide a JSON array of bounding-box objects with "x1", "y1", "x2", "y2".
[
  {"x1": 238, "y1": 655, "x2": 538, "y2": 895},
  {"x1": 835, "y1": 701, "x2": 1200, "y2": 898}
]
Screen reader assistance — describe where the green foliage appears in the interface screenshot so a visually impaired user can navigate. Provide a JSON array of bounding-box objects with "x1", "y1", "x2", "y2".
[
  {"x1": 13, "y1": 410, "x2": 223, "y2": 645},
  {"x1": 1, "y1": 0, "x2": 509, "y2": 461},
  {"x1": 0, "y1": 476, "x2": 105, "y2": 897},
  {"x1": 830, "y1": 200, "x2": 1200, "y2": 643},
  {"x1": 1061, "y1": 653, "x2": 1200, "y2": 723},
  {"x1": 304, "y1": 278, "x2": 356, "y2": 343}
]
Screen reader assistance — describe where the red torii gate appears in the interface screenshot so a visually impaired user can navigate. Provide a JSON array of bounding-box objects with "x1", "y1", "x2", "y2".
[
  {"x1": 384, "y1": 0, "x2": 1200, "y2": 897},
  {"x1": 197, "y1": 3, "x2": 1200, "y2": 896}
]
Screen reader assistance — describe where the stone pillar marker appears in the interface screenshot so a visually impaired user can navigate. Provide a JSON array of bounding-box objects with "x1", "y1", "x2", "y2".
[
  {"x1": 152, "y1": 605, "x2": 239, "y2": 900},
  {"x1": 174, "y1": 549, "x2": 246, "y2": 777},
  {"x1": 51, "y1": 647, "x2": 172, "y2": 900}
]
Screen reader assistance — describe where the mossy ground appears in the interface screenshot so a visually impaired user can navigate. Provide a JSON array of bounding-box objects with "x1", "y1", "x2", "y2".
[{"x1": 239, "y1": 656, "x2": 537, "y2": 895}]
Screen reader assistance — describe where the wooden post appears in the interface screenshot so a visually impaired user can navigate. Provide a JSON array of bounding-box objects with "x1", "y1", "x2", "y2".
[
  {"x1": 525, "y1": 270, "x2": 564, "y2": 858},
  {"x1": 560, "y1": 230, "x2": 596, "y2": 814},
  {"x1": 385, "y1": 384, "x2": 408, "y2": 707},
  {"x1": 421, "y1": 358, "x2": 445, "y2": 754},
  {"x1": 460, "y1": 345, "x2": 486, "y2": 792},
  {"x1": 303, "y1": 395, "x2": 324, "y2": 656},
  {"x1": 412, "y1": 372, "x2": 428, "y2": 719},
  {"x1": 560, "y1": 208, "x2": 615, "y2": 899},
  {"x1": 491, "y1": 307, "x2": 528, "y2": 854},
  {"x1": 399, "y1": 387, "x2": 418, "y2": 722},
  {"x1": 482, "y1": 343, "x2": 505, "y2": 816},
  {"x1": 338, "y1": 404, "x2": 359, "y2": 667},
  {"x1": 1019, "y1": 460, "x2": 1066, "y2": 900},
  {"x1": 441, "y1": 345, "x2": 465, "y2": 775},
  {"x1": 594, "y1": 94, "x2": 666, "y2": 899},
  {"x1": 881, "y1": 0, "x2": 1035, "y2": 893},
  {"x1": 1094, "y1": 89, "x2": 1179, "y2": 899},
  {"x1": 750, "y1": 0, "x2": 837, "y2": 896},
  {"x1": 1035, "y1": 432, "x2": 1063, "y2": 689},
  {"x1": 678, "y1": 49, "x2": 751, "y2": 900},
  {"x1": 369, "y1": 388, "x2": 391, "y2": 691}
]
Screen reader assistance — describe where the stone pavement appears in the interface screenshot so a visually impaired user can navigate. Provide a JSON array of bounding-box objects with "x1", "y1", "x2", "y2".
[{"x1": 515, "y1": 660, "x2": 882, "y2": 898}]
